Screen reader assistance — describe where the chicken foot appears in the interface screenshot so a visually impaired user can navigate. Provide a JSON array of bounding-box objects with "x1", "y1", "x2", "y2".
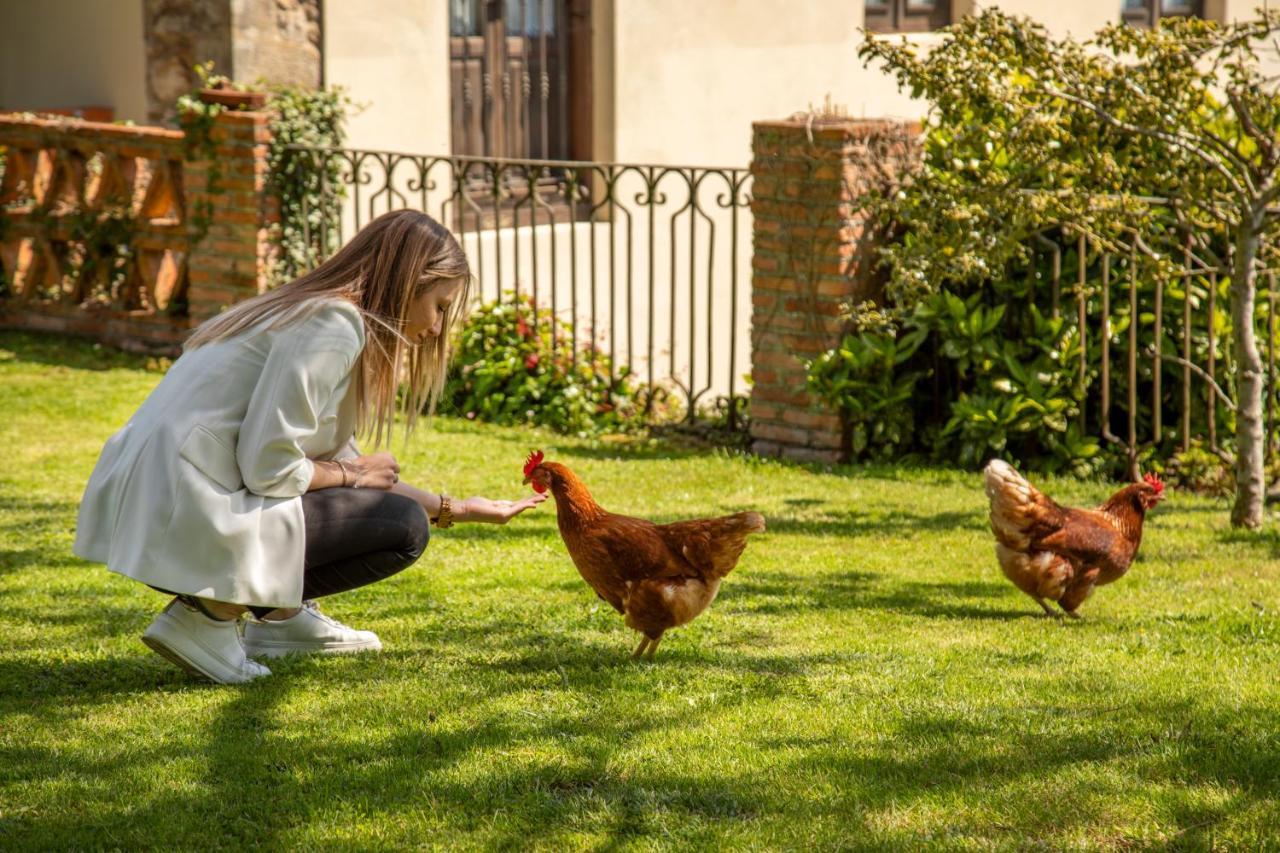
[{"x1": 631, "y1": 636, "x2": 663, "y2": 659}]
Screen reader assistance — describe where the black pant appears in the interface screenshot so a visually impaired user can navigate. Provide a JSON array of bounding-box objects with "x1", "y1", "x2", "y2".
[
  {"x1": 257, "y1": 488, "x2": 431, "y2": 616},
  {"x1": 159, "y1": 489, "x2": 430, "y2": 617}
]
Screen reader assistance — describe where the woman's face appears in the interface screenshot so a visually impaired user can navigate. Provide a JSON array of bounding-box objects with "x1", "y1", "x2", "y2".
[{"x1": 404, "y1": 277, "x2": 464, "y2": 345}]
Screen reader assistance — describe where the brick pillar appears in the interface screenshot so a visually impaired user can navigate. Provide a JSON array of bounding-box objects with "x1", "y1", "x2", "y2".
[
  {"x1": 185, "y1": 109, "x2": 278, "y2": 324},
  {"x1": 748, "y1": 117, "x2": 920, "y2": 464}
]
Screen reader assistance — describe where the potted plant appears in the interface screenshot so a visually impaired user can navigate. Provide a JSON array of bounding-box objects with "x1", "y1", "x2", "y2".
[
  {"x1": 197, "y1": 79, "x2": 267, "y2": 110},
  {"x1": 190, "y1": 64, "x2": 267, "y2": 110}
]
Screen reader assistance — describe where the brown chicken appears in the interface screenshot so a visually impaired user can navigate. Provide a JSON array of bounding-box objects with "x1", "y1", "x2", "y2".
[
  {"x1": 522, "y1": 450, "x2": 765, "y2": 658},
  {"x1": 983, "y1": 459, "x2": 1165, "y2": 618}
]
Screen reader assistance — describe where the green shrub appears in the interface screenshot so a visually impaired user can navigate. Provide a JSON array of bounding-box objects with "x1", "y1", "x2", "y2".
[
  {"x1": 806, "y1": 9, "x2": 1280, "y2": 483},
  {"x1": 265, "y1": 82, "x2": 353, "y2": 284},
  {"x1": 1166, "y1": 444, "x2": 1234, "y2": 498},
  {"x1": 174, "y1": 62, "x2": 353, "y2": 285},
  {"x1": 806, "y1": 326, "x2": 926, "y2": 461},
  {"x1": 444, "y1": 295, "x2": 643, "y2": 435}
]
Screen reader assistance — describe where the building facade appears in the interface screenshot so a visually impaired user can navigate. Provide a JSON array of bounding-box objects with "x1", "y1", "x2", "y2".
[{"x1": 0, "y1": 1, "x2": 1268, "y2": 169}]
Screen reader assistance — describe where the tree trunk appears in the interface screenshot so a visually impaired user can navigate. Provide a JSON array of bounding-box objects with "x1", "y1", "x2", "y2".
[{"x1": 1230, "y1": 207, "x2": 1267, "y2": 529}]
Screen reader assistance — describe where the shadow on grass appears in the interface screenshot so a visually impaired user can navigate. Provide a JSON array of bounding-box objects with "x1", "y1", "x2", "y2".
[
  {"x1": 772, "y1": 699, "x2": 1280, "y2": 845},
  {"x1": 727, "y1": 569, "x2": 1032, "y2": 621},
  {"x1": 0, "y1": 652, "x2": 199, "y2": 704},
  {"x1": 0, "y1": 548, "x2": 85, "y2": 574},
  {"x1": 5, "y1": 621, "x2": 1278, "y2": 847},
  {"x1": 436, "y1": 523, "x2": 559, "y2": 543},
  {"x1": 765, "y1": 508, "x2": 986, "y2": 538},
  {"x1": 0, "y1": 330, "x2": 170, "y2": 373},
  {"x1": 0, "y1": 640, "x2": 769, "y2": 847},
  {"x1": 0, "y1": 493, "x2": 83, "y2": 576},
  {"x1": 1216, "y1": 526, "x2": 1280, "y2": 558},
  {"x1": 550, "y1": 442, "x2": 703, "y2": 463}
]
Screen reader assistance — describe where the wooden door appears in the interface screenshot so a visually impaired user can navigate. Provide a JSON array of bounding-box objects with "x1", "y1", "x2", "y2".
[{"x1": 450, "y1": 0, "x2": 580, "y2": 161}]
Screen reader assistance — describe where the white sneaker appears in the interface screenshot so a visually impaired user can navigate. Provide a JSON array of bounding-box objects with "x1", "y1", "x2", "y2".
[
  {"x1": 141, "y1": 598, "x2": 271, "y2": 684},
  {"x1": 242, "y1": 601, "x2": 382, "y2": 658}
]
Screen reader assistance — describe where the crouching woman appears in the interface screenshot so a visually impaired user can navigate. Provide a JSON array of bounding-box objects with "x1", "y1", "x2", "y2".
[{"x1": 73, "y1": 210, "x2": 545, "y2": 684}]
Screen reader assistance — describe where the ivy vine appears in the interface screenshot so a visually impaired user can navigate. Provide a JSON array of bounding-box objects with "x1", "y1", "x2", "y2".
[
  {"x1": 0, "y1": 148, "x2": 8, "y2": 297},
  {"x1": 263, "y1": 82, "x2": 353, "y2": 285},
  {"x1": 175, "y1": 62, "x2": 353, "y2": 284},
  {"x1": 175, "y1": 62, "x2": 230, "y2": 246}
]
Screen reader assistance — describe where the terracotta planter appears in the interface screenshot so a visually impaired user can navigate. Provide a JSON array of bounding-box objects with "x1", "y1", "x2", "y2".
[{"x1": 197, "y1": 88, "x2": 268, "y2": 110}]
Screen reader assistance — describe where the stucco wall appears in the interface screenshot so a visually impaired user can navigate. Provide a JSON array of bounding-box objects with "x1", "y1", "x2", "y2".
[
  {"x1": 321, "y1": 0, "x2": 451, "y2": 155},
  {"x1": 602, "y1": 0, "x2": 1273, "y2": 170},
  {"x1": 963, "y1": 0, "x2": 1119, "y2": 36},
  {"x1": 606, "y1": 1, "x2": 906, "y2": 167},
  {"x1": 0, "y1": 0, "x2": 149, "y2": 123}
]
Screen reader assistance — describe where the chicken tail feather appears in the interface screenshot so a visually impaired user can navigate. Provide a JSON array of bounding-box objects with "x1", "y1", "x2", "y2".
[{"x1": 984, "y1": 459, "x2": 1050, "y2": 552}]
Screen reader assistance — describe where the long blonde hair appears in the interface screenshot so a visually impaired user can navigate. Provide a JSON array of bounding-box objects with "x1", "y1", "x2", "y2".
[{"x1": 185, "y1": 209, "x2": 471, "y2": 446}]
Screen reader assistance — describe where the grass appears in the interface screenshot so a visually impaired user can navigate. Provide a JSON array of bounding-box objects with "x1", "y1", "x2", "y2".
[{"x1": 1, "y1": 329, "x2": 1279, "y2": 850}]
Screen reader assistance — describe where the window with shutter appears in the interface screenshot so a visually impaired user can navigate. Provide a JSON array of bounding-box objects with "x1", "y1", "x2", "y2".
[{"x1": 865, "y1": 0, "x2": 952, "y2": 34}]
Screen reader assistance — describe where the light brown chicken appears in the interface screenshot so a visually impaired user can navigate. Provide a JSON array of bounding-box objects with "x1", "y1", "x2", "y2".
[
  {"x1": 984, "y1": 459, "x2": 1165, "y2": 617},
  {"x1": 522, "y1": 450, "x2": 765, "y2": 658}
]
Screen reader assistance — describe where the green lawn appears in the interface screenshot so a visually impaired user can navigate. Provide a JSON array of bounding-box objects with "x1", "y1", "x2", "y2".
[{"x1": 2, "y1": 330, "x2": 1279, "y2": 850}]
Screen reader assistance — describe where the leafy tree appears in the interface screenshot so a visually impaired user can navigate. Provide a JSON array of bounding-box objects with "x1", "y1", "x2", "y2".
[{"x1": 861, "y1": 8, "x2": 1280, "y2": 527}]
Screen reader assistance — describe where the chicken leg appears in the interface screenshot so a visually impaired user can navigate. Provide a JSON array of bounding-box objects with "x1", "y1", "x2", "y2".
[
  {"x1": 1033, "y1": 596, "x2": 1059, "y2": 618},
  {"x1": 631, "y1": 635, "x2": 663, "y2": 659}
]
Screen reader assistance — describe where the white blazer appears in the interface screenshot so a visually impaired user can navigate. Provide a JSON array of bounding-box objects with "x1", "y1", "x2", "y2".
[{"x1": 73, "y1": 299, "x2": 366, "y2": 607}]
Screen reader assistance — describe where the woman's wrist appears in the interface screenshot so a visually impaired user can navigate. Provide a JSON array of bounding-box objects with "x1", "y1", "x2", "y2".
[
  {"x1": 433, "y1": 494, "x2": 456, "y2": 528},
  {"x1": 431, "y1": 495, "x2": 470, "y2": 524}
]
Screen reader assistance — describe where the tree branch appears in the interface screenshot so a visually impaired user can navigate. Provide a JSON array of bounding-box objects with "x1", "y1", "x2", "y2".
[
  {"x1": 1045, "y1": 85, "x2": 1253, "y2": 203},
  {"x1": 1259, "y1": 180, "x2": 1280, "y2": 208},
  {"x1": 1226, "y1": 90, "x2": 1275, "y2": 172},
  {"x1": 1144, "y1": 345, "x2": 1238, "y2": 412},
  {"x1": 1109, "y1": 75, "x2": 1259, "y2": 179}
]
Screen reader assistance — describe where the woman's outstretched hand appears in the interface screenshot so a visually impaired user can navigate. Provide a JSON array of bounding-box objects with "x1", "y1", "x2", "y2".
[
  {"x1": 461, "y1": 493, "x2": 548, "y2": 524},
  {"x1": 349, "y1": 452, "x2": 400, "y2": 489}
]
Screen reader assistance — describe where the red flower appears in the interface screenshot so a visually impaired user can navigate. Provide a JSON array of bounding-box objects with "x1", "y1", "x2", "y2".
[
  {"x1": 525, "y1": 353, "x2": 540, "y2": 371},
  {"x1": 516, "y1": 315, "x2": 532, "y2": 340}
]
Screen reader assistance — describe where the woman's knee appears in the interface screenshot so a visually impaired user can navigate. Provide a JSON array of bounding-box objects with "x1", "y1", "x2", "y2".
[{"x1": 396, "y1": 498, "x2": 430, "y2": 560}]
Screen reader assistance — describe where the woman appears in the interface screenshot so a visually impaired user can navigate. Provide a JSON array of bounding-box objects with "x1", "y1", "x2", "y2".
[{"x1": 73, "y1": 210, "x2": 545, "y2": 684}]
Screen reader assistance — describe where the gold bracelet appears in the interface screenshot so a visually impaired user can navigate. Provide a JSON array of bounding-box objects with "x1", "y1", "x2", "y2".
[
  {"x1": 336, "y1": 459, "x2": 353, "y2": 488},
  {"x1": 433, "y1": 494, "x2": 454, "y2": 529}
]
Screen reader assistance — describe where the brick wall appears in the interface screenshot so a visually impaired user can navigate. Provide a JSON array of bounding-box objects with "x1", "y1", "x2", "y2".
[
  {"x1": 749, "y1": 117, "x2": 920, "y2": 464},
  {"x1": 0, "y1": 105, "x2": 276, "y2": 354},
  {"x1": 185, "y1": 110, "x2": 279, "y2": 325}
]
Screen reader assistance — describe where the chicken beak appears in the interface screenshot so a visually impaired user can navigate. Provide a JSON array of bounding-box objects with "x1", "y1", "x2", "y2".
[{"x1": 521, "y1": 475, "x2": 531, "y2": 485}]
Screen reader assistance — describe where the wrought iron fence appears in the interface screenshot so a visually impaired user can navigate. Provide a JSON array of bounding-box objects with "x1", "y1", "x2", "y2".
[
  {"x1": 283, "y1": 144, "x2": 753, "y2": 429},
  {"x1": 993, "y1": 227, "x2": 1280, "y2": 471}
]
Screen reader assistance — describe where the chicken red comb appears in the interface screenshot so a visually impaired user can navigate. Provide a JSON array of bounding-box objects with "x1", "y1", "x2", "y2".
[
  {"x1": 523, "y1": 449, "x2": 545, "y2": 478},
  {"x1": 1143, "y1": 472, "x2": 1165, "y2": 495}
]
